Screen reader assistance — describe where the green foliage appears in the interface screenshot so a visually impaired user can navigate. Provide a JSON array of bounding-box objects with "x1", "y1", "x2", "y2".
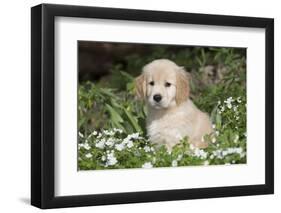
[
  {"x1": 78, "y1": 47, "x2": 246, "y2": 170},
  {"x1": 78, "y1": 78, "x2": 146, "y2": 136}
]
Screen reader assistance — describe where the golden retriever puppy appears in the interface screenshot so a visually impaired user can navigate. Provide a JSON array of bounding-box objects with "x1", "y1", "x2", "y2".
[{"x1": 135, "y1": 59, "x2": 213, "y2": 151}]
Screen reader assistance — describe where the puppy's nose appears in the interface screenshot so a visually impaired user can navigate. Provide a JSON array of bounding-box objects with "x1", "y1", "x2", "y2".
[{"x1": 153, "y1": 94, "x2": 162, "y2": 102}]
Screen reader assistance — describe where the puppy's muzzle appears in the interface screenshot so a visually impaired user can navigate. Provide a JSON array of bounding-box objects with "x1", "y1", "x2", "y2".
[{"x1": 153, "y1": 94, "x2": 162, "y2": 103}]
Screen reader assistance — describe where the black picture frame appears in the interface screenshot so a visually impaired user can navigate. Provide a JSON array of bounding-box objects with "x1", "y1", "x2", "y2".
[{"x1": 31, "y1": 3, "x2": 274, "y2": 209}]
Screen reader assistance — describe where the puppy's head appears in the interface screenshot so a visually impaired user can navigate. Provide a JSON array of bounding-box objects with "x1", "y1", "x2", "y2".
[{"x1": 135, "y1": 59, "x2": 190, "y2": 109}]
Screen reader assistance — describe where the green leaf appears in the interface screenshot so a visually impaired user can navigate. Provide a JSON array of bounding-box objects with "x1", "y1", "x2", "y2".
[
  {"x1": 105, "y1": 104, "x2": 124, "y2": 124},
  {"x1": 210, "y1": 105, "x2": 218, "y2": 123},
  {"x1": 123, "y1": 108, "x2": 143, "y2": 133},
  {"x1": 216, "y1": 112, "x2": 222, "y2": 129},
  {"x1": 120, "y1": 71, "x2": 134, "y2": 81}
]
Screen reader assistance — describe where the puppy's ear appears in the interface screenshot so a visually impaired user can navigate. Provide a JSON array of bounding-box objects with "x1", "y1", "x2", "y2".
[
  {"x1": 135, "y1": 73, "x2": 146, "y2": 99},
  {"x1": 176, "y1": 67, "x2": 190, "y2": 105}
]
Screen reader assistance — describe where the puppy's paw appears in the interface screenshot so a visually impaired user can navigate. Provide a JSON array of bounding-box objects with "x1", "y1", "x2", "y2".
[{"x1": 192, "y1": 140, "x2": 209, "y2": 149}]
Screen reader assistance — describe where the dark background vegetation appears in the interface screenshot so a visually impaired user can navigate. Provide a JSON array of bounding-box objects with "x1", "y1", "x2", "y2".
[{"x1": 78, "y1": 41, "x2": 246, "y2": 83}]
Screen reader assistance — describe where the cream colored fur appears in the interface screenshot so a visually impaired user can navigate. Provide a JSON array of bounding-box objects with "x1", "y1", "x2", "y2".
[{"x1": 135, "y1": 59, "x2": 213, "y2": 150}]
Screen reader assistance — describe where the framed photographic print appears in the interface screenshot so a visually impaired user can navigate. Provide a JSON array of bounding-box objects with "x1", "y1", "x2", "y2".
[{"x1": 31, "y1": 3, "x2": 274, "y2": 209}]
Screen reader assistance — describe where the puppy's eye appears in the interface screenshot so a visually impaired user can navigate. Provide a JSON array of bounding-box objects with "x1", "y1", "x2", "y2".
[
  {"x1": 149, "y1": 81, "x2": 154, "y2": 86},
  {"x1": 165, "y1": 82, "x2": 171, "y2": 87}
]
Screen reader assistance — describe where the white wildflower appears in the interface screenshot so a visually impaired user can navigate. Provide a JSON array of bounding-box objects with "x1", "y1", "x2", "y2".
[
  {"x1": 215, "y1": 131, "x2": 220, "y2": 136},
  {"x1": 78, "y1": 144, "x2": 84, "y2": 149},
  {"x1": 84, "y1": 143, "x2": 91, "y2": 150},
  {"x1": 235, "y1": 147, "x2": 243, "y2": 154},
  {"x1": 105, "y1": 138, "x2": 115, "y2": 147},
  {"x1": 87, "y1": 131, "x2": 98, "y2": 139},
  {"x1": 97, "y1": 133, "x2": 102, "y2": 139},
  {"x1": 103, "y1": 129, "x2": 109, "y2": 135},
  {"x1": 115, "y1": 143, "x2": 125, "y2": 151},
  {"x1": 85, "y1": 153, "x2": 92, "y2": 158},
  {"x1": 113, "y1": 128, "x2": 123, "y2": 133},
  {"x1": 189, "y1": 143, "x2": 195, "y2": 150},
  {"x1": 204, "y1": 161, "x2": 209, "y2": 166},
  {"x1": 101, "y1": 155, "x2": 106, "y2": 161},
  {"x1": 95, "y1": 139, "x2": 105, "y2": 149},
  {"x1": 240, "y1": 152, "x2": 246, "y2": 158},
  {"x1": 212, "y1": 124, "x2": 216, "y2": 129},
  {"x1": 122, "y1": 137, "x2": 130, "y2": 144},
  {"x1": 237, "y1": 97, "x2": 242, "y2": 103},
  {"x1": 217, "y1": 147, "x2": 244, "y2": 158},
  {"x1": 222, "y1": 150, "x2": 228, "y2": 156},
  {"x1": 105, "y1": 151, "x2": 117, "y2": 166},
  {"x1": 172, "y1": 160, "x2": 178, "y2": 167},
  {"x1": 142, "y1": 162, "x2": 153, "y2": 169},
  {"x1": 108, "y1": 130, "x2": 115, "y2": 136},
  {"x1": 129, "y1": 132, "x2": 140, "y2": 139},
  {"x1": 212, "y1": 150, "x2": 223, "y2": 159},
  {"x1": 194, "y1": 148, "x2": 208, "y2": 159},
  {"x1": 122, "y1": 134, "x2": 137, "y2": 147},
  {"x1": 177, "y1": 154, "x2": 183, "y2": 161},
  {"x1": 211, "y1": 137, "x2": 216, "y2": 143},
  {"x1": 144, "y1": 146, "x2": 151, "y2": 152},
  {"x1": 103, "y1": 129, "x2": 115, "y2": 136},
  {"x1": 225, "y1": 97, "x2": 234, "y2": 104},
  {"x1": 227, "y1": 103, "x2": 232, "y2": 109},
  {"x1": 127, "y1": 140, "x2": 134, "y2": 148},
  {"x1": 122, "y1": 133, "x2": 140, "y2": 141},
  {"x1": 234, "y1": 135, "x2": 239, "y2": 143},
  {"x1": 224, "y1": 97, "x2": 234, "y2": 109},
  {"x1": 78, "y1": 143, "x2": 91, "y2": 150},
  {"x1": 78, "y1": 132, "x2": 84, "y2": 138}
]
